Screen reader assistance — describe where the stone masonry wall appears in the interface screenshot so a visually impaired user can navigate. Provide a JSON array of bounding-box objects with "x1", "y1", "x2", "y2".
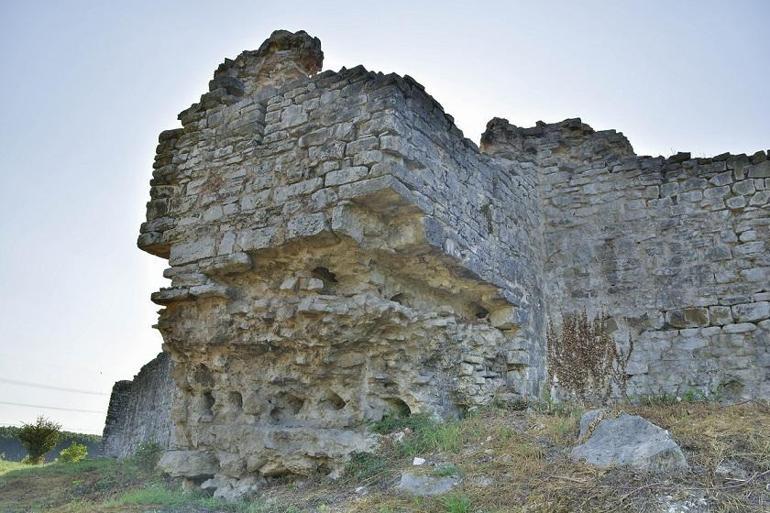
[
  {"x1": 137, "y1": 31, "x2": 543, "y2": 493},
  {"x1": 483, "y1": 118, "x2": 769, "y2": 401},
  {"x1": 102, "y1": 352, "x2": 175, "y2": 458},
  {"x1": 125, "y1": 29, "x2": 768, "y2": 497}
]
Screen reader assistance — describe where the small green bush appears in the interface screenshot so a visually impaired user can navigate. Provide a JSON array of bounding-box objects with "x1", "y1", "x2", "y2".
[
  {"x1": 58, "y1": 442, "x2": 88, "y2": 463},
  {"x1": 131, "y1": 441, "x2": 162, "y2": 472},
  {"x1": 18, "y1": 416, "x2": 61, "y2": 464}
]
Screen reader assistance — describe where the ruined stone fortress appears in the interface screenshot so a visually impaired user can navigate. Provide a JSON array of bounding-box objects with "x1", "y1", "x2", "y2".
[{"x1": 103, "y1": 30, "x2": 769, "y2": 494}]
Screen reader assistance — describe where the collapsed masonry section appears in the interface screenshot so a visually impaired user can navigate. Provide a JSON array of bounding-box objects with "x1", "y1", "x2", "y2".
[{"x1": 138, "y1": 30, "x2": 543, "y2": 489}]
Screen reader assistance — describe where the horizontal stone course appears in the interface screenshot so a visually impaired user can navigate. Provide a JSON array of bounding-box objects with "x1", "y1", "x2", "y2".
[{"x1": 481, "y1": 115, "x2": 768, "y2": 403}]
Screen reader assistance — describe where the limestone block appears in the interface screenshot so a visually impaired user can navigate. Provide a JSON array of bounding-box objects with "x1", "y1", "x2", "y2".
[
  {"x1": 571, "y1": 411, "x2": 687, "y2": 472},
  {"x1": 667, "y1": 308, "x2": 709, "y2": 328},
  {"x1": 708, "y1": 306, "x2": 733, "y2": 326},
  {"x1": 170, "y1": 237, "x2": 217, "y2": 265},
  {"x1": 397, "y1": 472, "x2": 460, "y2": 496},
  {"x1": 158, "y1": 450, "x2": 218, "y2": 479},
  {"x1": 325, "y1": 166, "x2": 369, "y2": 186},
  {"x1": 732, "y1": 302, "x2": 770, "y2": 323}
]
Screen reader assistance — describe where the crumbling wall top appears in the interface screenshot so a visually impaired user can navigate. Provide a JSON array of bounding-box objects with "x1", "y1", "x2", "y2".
[{"x1": 481, "y1": 117, "x2": 635, "y2": 164}]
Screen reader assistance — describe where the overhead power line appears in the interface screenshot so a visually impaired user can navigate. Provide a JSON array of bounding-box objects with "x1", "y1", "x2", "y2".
[
  {"x1": 0, "y1": 420, "x2": 102, "y2": 434},
  {"x1": 0, "y1": 401, "x2": 105, "y2": 414},
  {"x1": 0, "y1": 378, "x2": 109, "y2": 396}
]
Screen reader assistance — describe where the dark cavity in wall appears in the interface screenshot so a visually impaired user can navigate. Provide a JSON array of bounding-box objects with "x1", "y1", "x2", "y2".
[
  {"x1": 312, "y1": 266, "x2": 337, "y2": 293},
  {"x1": 384, "y1": 397, "x2": 411, "y2": 418},
  {"x1": 193, "y1": 364, "x2": 214, "y2": 387},
  {"x1": 228, "y1": 391, "x2": 243, "y2": 410},
  {"x1": 200, "y1": 391, "x2": 215, "y2": 416},
  {"x1": 322, "y1": 390, "x2": 347, "y2": 410}
]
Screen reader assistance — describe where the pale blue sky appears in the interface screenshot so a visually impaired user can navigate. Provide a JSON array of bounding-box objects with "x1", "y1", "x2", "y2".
[{"x1": 0, "y1": 0, "x2": 768, "y2": 434}]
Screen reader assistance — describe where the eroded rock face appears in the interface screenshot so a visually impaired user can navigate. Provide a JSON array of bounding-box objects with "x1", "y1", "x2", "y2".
[
  {"x1": 162, "y1": 237, "x2": 520, "y2": 480},
  {"x1": 138, "y1": 29, "x2": 541, "y2": 491}
]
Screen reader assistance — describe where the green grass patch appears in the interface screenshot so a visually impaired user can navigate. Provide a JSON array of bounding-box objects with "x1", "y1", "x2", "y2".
[
  {"x1": 393, "y1": 419, "x2": 462, "y2": 457},
  {"x1": 109, "y1": 483, "x2": 193, "y2": 507},
  {"x1": 0, "y1": 459, "x2": 25, "y2": 476},
  {"x1": 442, "y1": 494, "x2": 472, "y2": 513},
  {"x1": 109, "y1": 483, "x2": 296, "y2": 512},
  {"x1": 432, "y1": 464, "x2": 460, "y2": 477},
  {"x1": 370, "y1": 413, "x2": 434, "y2": 435},
  {"x1": 344, "y1": 452, "x2": 390, "y2": 481}
]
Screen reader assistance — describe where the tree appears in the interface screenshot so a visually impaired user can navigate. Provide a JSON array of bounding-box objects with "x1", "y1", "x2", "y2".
[{"x1": 18, "y1": 416, "x2": 61, "y2": 464}]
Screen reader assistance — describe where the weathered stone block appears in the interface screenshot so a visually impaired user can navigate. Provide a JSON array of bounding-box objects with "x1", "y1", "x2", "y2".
[
  {"x1": 732, "y1": 302, "x2": 770, "y2": 323},
  {"x1": 667, "y1": 308, "x2": 709, "y2": 328}
]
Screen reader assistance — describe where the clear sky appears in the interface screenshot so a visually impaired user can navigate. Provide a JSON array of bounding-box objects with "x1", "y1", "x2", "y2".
[{"x1": 0, "y1": 0, "x2": 768, "y2": 435}]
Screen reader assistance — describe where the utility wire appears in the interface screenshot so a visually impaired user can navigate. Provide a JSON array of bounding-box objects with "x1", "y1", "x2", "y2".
[
  {"x1": 0, "y1": 401, "x2": 105, "y2": 414},
  {"x1": 0, "y1": 378, "x2": 109, "y2": 396}
]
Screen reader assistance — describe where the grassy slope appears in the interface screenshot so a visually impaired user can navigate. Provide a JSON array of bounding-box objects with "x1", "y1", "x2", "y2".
[{"x1": 1, "y1": 402, "x2": 768, "y2": 513}]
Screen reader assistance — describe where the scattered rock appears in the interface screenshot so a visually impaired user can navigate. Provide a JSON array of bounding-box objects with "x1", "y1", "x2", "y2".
[
  {"x1": 397, "y1": 472, "x2": 460, "y2": 496},
  {"x1": 571, "y1": 410, "x2": 688, "y2": 472},
  {"x1": 657, "y1": 494, "x2": 709, "y2": 513},
  {"x1": 470, "y1": 475, "x2": 493, "y2": 487},
  {"x1": 201, "y1": 474, "x2": 263, "y2": 501},
  {"x1": 715, "y1": 459, "x2": 748, "y2": 480},
  {"x1": 412, "y1": 457, "x2": 426, "y2": 466}
]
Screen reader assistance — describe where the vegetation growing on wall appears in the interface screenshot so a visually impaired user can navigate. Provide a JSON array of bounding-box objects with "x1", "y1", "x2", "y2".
[{"x1": 547, "y1": 310, "x2": 630, "y2": 402}]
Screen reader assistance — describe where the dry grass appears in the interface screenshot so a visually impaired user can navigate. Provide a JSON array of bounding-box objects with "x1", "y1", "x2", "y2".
[
  {"x1": 2, "y1": 402, "x2": 768, "y2": 512},
  {"x1": 343, "y1": 402, "x2": 770, "y2": 513}
]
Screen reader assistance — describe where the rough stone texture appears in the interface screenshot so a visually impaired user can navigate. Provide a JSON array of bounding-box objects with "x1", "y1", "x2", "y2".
[
  {"x1": 571, "y1": 409, "x2": 688, "y2": 472},
  {"x1": 102, "y1": 352, "x2": 175, "y2": 458},
  {"x1": 126, "y1": 29, "x2": 768, "y2": 491},
  {"x1": 483, "y1": 119, "x2": 770, "y2": 401},
  {"x1": 397, "y1": 472, "x2": 460, "y2": 496}
]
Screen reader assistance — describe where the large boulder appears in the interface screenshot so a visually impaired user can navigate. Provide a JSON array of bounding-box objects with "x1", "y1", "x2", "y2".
[
  {"x1": 570, "y1": 410, "x2": 688, "y2": 472},
  {"x1": 158, "y1": 450, "x2": 218, "y2": 479}
]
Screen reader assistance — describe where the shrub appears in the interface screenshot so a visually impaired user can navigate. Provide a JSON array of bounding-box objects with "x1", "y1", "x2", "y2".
[
  {"x1": 58, "y1": 442, "x2": 88, "y2": 463},
  {"x1": 18, "y1": 416, "x2": 61, "y2": 464},
  {"x1": 131, "y1": 441, "x2": 162, "y2": 472}
]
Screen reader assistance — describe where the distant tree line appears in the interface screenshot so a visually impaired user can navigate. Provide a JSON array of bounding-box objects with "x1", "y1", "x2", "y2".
[{"x1": 0, "y1": 417, "x2": 101, "y2": 463}]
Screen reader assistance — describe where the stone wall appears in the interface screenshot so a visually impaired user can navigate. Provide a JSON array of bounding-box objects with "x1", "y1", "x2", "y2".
[
  {"x1": 126, "y1": 29, "x2": 768, "y2": 496},
  {"x1": 138, "y1": 31, "x2": 544, "y2": 490},
  {"x1": 483, "y1": 118, "x2": 769, "y2": 401},
  {"x1": 102, "y1": 352, "x2": 175, "y2": 458}
]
